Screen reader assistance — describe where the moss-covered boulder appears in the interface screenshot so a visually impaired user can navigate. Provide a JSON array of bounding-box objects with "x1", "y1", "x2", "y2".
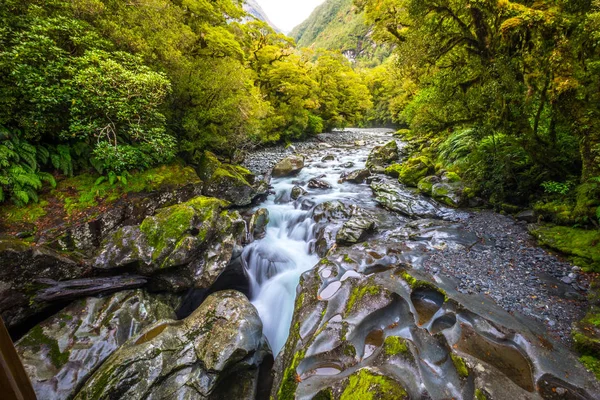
[
  {"x1": 417, "y1": 176, "x2": 439, "y2": 195},
  {"x1": 0, "y1": 238, "x2": 87, "y2": 328},
  {"x1": 198, "y1": 151, "x2": 261, "y2": 206},
  {"x1": 75, "y1": 290, "x2": 271, "y2": 400},
  {"x1": 336, "y1": 210, "x2": 376, "y2": 245},
  {"x1": 95, "y1": 196, "x2": 245, "y2": 290},
  {"x1": 272, "y1": 155, "x2": 305, "y2": 177},
  {"x1": 16, "y1": 290, "x2": 176, "y2": 400},
  {"x1": 366, "y1": 140, "x2": 399, "y2": 169},
  {"x1": 530, "y1": 225, "x2": 600, "y2": 272},
  {"x1": 397, "y1": 156, "x2": 434, "y2": 187}
]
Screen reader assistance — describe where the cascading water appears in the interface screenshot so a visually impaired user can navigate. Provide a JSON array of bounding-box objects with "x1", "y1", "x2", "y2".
[{"x1": 243, "y1": 131, "x2": 393, "y2": 355}]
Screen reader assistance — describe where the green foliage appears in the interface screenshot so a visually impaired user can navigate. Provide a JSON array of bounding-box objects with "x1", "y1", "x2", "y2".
[
  {"x1": 0, "y1": 132, "x2": 56, "y2": 205},
  {"x1": 291, "y1": 0, "x2": 391, "y2": 67},
  {"x1": 355, "y1": 0, "x2": 599, "y2": 218},
  {"x1": 541, "y1": 181, "x2": 572, "y2": 196}
]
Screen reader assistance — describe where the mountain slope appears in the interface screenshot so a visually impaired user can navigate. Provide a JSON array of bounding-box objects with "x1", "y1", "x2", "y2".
[
  {"x1": 290, "y1": 0, "x2": 389, "y2": 65},
  {"x1": 243, "y1": 0, "x2": 280, "y2": 32}
]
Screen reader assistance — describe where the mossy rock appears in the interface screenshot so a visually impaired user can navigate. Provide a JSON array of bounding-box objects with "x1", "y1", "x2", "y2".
[
  {"x1": 417, "y1": 176, "x2": 438, "y2": 195},
  {"x1": 272, "y1": 155, "x2": 305, "y2": 177},
  {"x1": 197, "y1": 151, "x2": 258, "y2": 206},
  {"x1": 533, "y1": 200, "x2": 578, "y2": 225},
  {"x1": 530, "y1": 225, "x2": 600, "y2": 272},
  {"x1": 340, "y1": 368, "x2": 408, "y2": 400},
  {"x1": 397, "y1": 156, "x2": 434, "y2": 187},
  {"x1": 366, "y1": 141, "x2": 399, "y2": 169},
  {"x1": 384, "y1": 164, "x2": 403, "y2": 178}
]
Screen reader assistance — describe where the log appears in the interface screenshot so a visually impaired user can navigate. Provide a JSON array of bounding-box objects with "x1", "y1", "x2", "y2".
[{"x1": 34, "y1": 275, "x2": 148, "y2": 303}]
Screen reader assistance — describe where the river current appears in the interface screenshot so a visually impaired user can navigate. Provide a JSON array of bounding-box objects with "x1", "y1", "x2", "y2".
[{"x1": 242, "y1": 130, "x2": 393, "y2": 354}]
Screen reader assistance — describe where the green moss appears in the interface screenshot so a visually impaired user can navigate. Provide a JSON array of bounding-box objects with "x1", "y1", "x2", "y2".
[
  {"x1": 384, "y1": 336, "x2": 409, "y2": 356},
  {"x1": 533, "y1": 200, "x2": 577, "y2": 225},
  {"x1": 1, "y1": 200, "x2": 48, "y2": 225},
  {"x1": 277, "y1": 349, "x2": 306, "y2": 400},
  {"x1": 397, "y1": 156, "x2": 434, "y2": 187},
  {"x1": 445, "y1": 172, "x2": 461, "y2": 183},
  {"x1": 451, "y1": 353, "x2": 469, "y2": 378},
  {"x1": 475, "y1": 388, "x2": 488, "y2": 400},
  {"x1": 400, "y1": 271, "x2": 448, "y2": 300},
  {"x1": 139, "y1": 196, "x2": 227, "y2": 264},
  {"x1": 531, "y1": 225, "x2": 600, "y2": 272},
  {"x1": 343, "y1": 254, "x2": 353, "y2": 263},
  {"x1": 384, "y1": 164, "x2": 403, "y2": 178},
  {"x1": 346, "y1": 282, "x2": 380, "y2": 314},
  {"x1": 417, "y1": 177, "x2": 435, "y2": 195},
  {"x1": 580, "y1": 355, "x2": 600, "y2": 380},
  {"x1": 340, "y1": 369, "x2": 408, "y2": 400},
  {"x1": 19, "y1": 325, "x2": 70, "y2": 368},
  {"x1": 343, "y1": 343, "x2": 357, "y2": 357}
]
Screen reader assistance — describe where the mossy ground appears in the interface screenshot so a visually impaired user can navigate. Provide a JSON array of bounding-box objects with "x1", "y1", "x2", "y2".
[
  {"x1": 340, "y1": 369, "x2": 408, "y2": 400},
  {"x1": 531, "y1": 225, "x2": 600, "y2": 271},
  {"x1": 0, "y1": 163, "x2": 200, "y2": 236}
]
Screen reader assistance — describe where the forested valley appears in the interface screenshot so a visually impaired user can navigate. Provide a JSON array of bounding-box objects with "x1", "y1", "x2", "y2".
[{"x1": 2, "y1": 1, "x2": 600, "y2": 399}]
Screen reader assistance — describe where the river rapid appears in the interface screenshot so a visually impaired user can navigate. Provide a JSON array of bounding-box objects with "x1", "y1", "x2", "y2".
[{"x1": 242, "y1": 128, "x2": 590, "y2": 355}]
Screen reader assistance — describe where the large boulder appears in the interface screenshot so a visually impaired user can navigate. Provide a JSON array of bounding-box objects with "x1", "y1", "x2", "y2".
[
  {"x1": 336, "y1": 210, "x2": 377, "y2": 245},
  {"x1": 271, "y1": 241, "x2": 600, "y2": 400},
  {"x1": 366, "y1": 140, "x2": 399, "y2": 169},
  {"x1": 0, "y1": 238, "x2": 87, "y2": 328},
  {"x1": 16, "y1": 290, "x2": 177, "y2": 400},
  {"x1": 311, "y1": 201, "x2": 354, "y2": 256},
  {"x1": 198, "y1": 152, "x2": 262, "y2": 207},
  {"x1": 95, "y1": 196, "x2": 245, "y2": 291},
  {"x1": 393, "y1": 156, "x2": 434, "y2": 187},
  {"x1": 371, "y1": 180, "x2": 452, "y2": 219},
  {"x1": 75, "y1": 290, "x2": 271, "y2": 400},
  {"x1": 272, "y1": 155, "x2": 305, "y2": 177},
  {"x1": 340, "y1": 169, "x2": 370, "y2": 184}
]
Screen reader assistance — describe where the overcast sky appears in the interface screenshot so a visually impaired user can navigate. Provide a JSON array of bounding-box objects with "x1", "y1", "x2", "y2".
[{"x1": 256, "y1": 0, "x2": 325, "y2": 33}]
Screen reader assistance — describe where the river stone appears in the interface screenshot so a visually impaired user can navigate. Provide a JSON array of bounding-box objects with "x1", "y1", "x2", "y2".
[
  {"x1": 340, "y1": 168, "x2": 370, "y2": 184},
  {"x1": 95, "y1": 197, "x2": 245, "y2": 290},
  {"x1": 0, "y1": 237, "x2": 87, "y2": 328},
  {"x1": 308, "y1": 178, "x2": 332, "y2": 189},
  {"x1": 336, "y1": 211, "x2": 377, "y2": 245},
  {"x1": 271, "y1": 241, "x2": 600, "y2": 400},
  {"x1": 322, "y1": 154, "x2": 336, "y2": 162},
  {"x1": 249, "y1": 208, "x2": 269, "y2": 241},
  {"x1": 16, "y1": 290, "x2": 177, "y2": 400},
  {"x1": 75, "y1": 290, "x2": 271, "y2": 400},
  {"x1": 371, "y1": 180, "x2": 451, "y2": 219},
  {"x1": 198, "y1": 151, "x2": 260, "y2": 207},
  {"x1": 291, "y1": 185, "x2": 307, "y2": 200},
  {"x1": 366, "y1": 140, "x2": 399, "y2": 169},
  {"x1": 516, "y1": 210, "x2": 536, "y2": 223},
  {"x1": 272, "y1": 155, "x2": 305, "y2": 177},
  {"x1": 431, "y1": 182, "x2": 465, "y2": 208},
  {"x1": 311, "y1": 201, "x2": 354, "y2": 256}
]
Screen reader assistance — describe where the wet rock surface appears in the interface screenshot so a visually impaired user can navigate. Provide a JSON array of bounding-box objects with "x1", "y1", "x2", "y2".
[
  {"x1": 95, "y1": 196, "x2": 245, "y2": 291},
  {"x1": 243, "y1": 128, "x2": 598, "y2": 398},
  {"x1": 271, "y1": 242, "x2": 600, "y2": 399},
  {"x1": 16, "y1": 290, "x2": 177, "y2": 400},
  {"x1": 75, "y1": 290, "x2": 271, "y2": 400},
  {"x1": 272, "y1": 155, "x2": 306, "y2": 177}
]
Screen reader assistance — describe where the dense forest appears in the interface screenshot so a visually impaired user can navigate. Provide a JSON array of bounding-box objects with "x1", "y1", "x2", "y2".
[
  {"x1": 3, "y1": 1, "x2": 600, "y2": 398},
  {"x1": 0, "y1": 0, "x2": 372, "y2": 205},
  {"x1": 1, "y1": 0, "x2": 600, "y2": 230}
]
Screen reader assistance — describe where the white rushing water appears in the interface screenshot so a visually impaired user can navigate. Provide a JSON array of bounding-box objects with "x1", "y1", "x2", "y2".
[{"x1": 242, "y1": 131, "x2": 391, "y2": 355}]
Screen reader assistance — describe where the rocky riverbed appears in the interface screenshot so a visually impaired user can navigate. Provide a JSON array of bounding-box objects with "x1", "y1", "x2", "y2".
[{"x1": 1, "y1": 127, "x2": 598, "y2": 399}]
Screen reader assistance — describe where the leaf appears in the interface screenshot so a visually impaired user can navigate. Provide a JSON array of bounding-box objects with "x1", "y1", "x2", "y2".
[{"x1": 95, "y1": 176, "x2": 107, "y2": 186}]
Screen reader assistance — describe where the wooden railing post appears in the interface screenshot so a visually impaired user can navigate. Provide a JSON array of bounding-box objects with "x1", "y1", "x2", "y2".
[{"x1": 0, "y1": 317, "x2": 37, "y2": 400}]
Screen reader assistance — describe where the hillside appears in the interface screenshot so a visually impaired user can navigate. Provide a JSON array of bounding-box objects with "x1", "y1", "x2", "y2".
[
  {"x1": 243, "y1": 0, "x2": 280, "y2": 32},
  {"x1": 290, "y1": 0, "x2": 389, "y2": 65}
]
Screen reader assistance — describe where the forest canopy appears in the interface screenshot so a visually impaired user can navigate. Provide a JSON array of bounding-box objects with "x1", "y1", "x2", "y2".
[{"x1": 0, "y1": 0, "x2": 372, "y2": 204}]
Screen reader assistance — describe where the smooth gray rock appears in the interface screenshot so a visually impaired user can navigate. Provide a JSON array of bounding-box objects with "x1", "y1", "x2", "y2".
[
  {"x1": 516, "y1": 210, "x2": 536, "y2": 223},
  {"x1": 75, "y1": 291, "x2": 271, "y2": 400},
  {"x1": 340, "y1": 168, "x2": 370, "y2": 184},
  {"x1": 308, "y1": 178, "x2": 332, "y2": 189},
  {"x1": 336, "y1": 211, "x2": 377, "y2": 245},
  {"x1": 272, "y1": 155, "x2": 305, "y2": 177},
  {"x1": 17, "y1": 290, "x2": 177, "y2": 400}
]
